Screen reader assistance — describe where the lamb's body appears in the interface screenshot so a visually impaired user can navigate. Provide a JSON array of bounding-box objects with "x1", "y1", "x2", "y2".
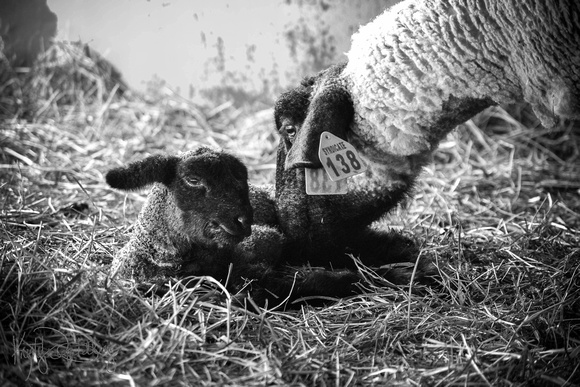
[
  {"x1": 108, "y1": 148, "x2": 258, "y2": 283},
  {"x1": 112, "y1": 184, "x2": 187, "y2": 282},
  {"x1": 111, "y1": 183, "x2": 280, "y2": 284}
]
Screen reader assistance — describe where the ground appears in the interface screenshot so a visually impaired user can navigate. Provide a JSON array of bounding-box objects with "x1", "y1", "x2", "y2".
[{"x1": 1, "y1": 42, "x2": 579, "y2": 386}]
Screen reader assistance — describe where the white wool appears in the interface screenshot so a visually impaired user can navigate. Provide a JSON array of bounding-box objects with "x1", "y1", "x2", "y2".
[{"x1": 343, "y1": 0, "x2": 580, "y2": 163}]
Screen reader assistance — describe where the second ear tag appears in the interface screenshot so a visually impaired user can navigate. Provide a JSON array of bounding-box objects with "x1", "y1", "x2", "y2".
[
  {"x1": 318, "y1": 131, "x2": 366, "y2": 181},
  {"x1": 305, "y1": 168, "x2": 347, "y2": 195}
]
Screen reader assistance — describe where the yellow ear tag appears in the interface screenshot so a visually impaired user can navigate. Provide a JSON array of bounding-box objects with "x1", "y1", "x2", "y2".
[
  {"x1": 318, "y1": 131, "x2": 366, "y2": 181},
  {"x1": 305, "y1": 168, "x2": 347, "y2": 195}
]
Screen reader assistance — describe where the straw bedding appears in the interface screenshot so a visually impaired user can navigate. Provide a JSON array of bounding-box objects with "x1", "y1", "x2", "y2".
[{"x1": 1, "y1": 41, "x2": 579, "y2": 386}]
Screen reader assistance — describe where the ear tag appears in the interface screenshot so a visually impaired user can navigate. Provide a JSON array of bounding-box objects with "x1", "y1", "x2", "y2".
[
  {"x1": 318, "y1": 131, "x2": 366, "y2": 181},
  {"x1": 305, "y1": 168, "x2": 347, "y2": 195}
]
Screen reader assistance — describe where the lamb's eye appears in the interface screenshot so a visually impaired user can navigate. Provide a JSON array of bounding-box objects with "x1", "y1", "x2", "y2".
[{"x1": 184, "y1": 176, "x2": 202, "y2": 187}]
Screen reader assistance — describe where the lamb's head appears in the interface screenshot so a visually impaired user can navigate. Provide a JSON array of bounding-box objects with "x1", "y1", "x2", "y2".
[
  {"x1": 106, "y1": 147, "x2": 253, "y2": 249},
  {"x1": 275, "y1": 63, "x2": 354, "y2": 170}
]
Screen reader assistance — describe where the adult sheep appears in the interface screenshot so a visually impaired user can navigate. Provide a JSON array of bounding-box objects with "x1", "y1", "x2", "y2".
[
  {"x1": 282, "y1": 0, "x2": 579, "y2": 207},
  {"x1": 107, "y1": 147, "x2": 420, "y2": 307}
]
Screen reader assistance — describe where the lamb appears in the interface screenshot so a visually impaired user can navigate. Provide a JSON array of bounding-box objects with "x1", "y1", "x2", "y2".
[
  {"x1": 107, "y1": 147, "x2": 257, "y2": 282},
  {"x1": 282, "y1": 0, "x2": 579, "y2": 217},
  {"x1": 107, "y1": 146, "x2": 415, "y2": 307}
]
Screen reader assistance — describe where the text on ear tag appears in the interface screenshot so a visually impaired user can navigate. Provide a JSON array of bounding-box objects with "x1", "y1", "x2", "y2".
[
  {"x1": 318, "y1": 131, "x2": 366, "y2": 181},
  {"x1": 305, "y1": 168, "x2": 347, "y2": 195}
]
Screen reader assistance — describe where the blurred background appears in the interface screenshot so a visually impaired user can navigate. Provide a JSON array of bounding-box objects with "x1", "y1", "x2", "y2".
[{"x1": 2, "y1": 0, "x2": 399, "y2": 108}]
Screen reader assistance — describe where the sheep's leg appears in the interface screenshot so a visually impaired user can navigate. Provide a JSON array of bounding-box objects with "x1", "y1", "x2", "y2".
[
  {"x1": 217, "y1": 225, "x2": 364, "y2": 307},
  {"x1": 243, "y1": 266, "x2": 363, "y2": 308},
  {"x1": 346, "y1": 228, "x2": 437, "y2": 285},
  {"x1": 346, "y1": 228, "x2": 418, "y2": 267}
]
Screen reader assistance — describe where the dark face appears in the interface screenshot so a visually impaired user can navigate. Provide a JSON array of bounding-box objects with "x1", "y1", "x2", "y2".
[
  {"x1": 274, "y1": 63, "x2": 354, "y2": 170},
  {"x1": 172, "y1": 150, "x2": 253, "y2": 249}
]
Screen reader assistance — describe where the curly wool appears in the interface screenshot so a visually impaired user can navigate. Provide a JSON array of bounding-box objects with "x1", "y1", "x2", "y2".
[
  {"x1": 271, "y1": 0, "x2": 577, "y2": 280},
  {"x1": 343, "y1": 0, "x2": 580, "y2": 164},
  {"x1": 111, "y1": 183, "x2": 183, "y2": 282}
]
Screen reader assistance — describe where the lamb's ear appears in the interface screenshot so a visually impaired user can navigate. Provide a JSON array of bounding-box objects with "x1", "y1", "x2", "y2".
[
  {"x1": 106, "y1": 155, "x2": 179, "y2": 190},
  {"x1": 285, "y1": 84, "x2": 354, "y2": 169}
]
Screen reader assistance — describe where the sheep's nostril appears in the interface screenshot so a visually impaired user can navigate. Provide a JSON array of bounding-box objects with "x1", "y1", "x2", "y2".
[
  {"x1": 286, "y1": 159, "x2": 318, "y2": 170},
  {"x1": 236, "y1": 215, "x2": 252, "y2": 237},
  {"x1": 237, "y1": 215, "x2": 249, "y2": 227},
  {"x1": 285, "y1": 147, "x2": 322, "y2": 170}
]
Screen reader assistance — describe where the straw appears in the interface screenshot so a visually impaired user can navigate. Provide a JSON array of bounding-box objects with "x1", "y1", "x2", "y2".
[{"x1": 1, "y1": 40, "x2": 579, "y2": 386}]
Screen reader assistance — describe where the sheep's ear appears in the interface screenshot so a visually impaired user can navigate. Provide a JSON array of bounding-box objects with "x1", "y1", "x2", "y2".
[
  {"x1": 285, "y1": 84, "x2": 354, "y2": 169},
  {"x1": 106, "y1": 155, "x2": 179, "y2": 190}
]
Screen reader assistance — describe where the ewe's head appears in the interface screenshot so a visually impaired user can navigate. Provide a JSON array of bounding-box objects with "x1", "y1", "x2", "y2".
[
  {"x1": 106, "y1": 147, "x2": 253, "y2": 249},
  {"x1": 275, "y1": 63, "x2": 354, "y2": 170}
]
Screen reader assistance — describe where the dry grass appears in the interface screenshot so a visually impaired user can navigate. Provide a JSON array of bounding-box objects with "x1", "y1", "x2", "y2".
[{"x1": 1, "y1": 41, "x2": 579, "y2": 386}]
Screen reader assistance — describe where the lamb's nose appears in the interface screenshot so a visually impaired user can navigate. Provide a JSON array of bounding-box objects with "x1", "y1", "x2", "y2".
[{"x1": 218, "y1": 215, "x2": 251, "y2": 237}]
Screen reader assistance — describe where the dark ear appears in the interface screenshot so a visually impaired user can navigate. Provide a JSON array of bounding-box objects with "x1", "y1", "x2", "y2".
[{"x1": 106, "y1": 155, "x2": 179, "y2": 190}]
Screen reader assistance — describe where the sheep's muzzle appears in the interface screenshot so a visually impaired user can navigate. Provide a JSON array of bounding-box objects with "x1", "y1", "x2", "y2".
[{"x1": 285, "y1": 134, "x2": 323, "y2": 170}]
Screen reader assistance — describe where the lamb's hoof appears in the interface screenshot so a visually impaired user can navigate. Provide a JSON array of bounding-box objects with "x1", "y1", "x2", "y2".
[{"x1": 376, "y1": 257, "x2": 438, "y2": 286}]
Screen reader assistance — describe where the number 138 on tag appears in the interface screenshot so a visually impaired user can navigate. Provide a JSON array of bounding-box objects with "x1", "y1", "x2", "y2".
[{"x1": 318, "y1": 132, "x2": 366, "y2": 181}]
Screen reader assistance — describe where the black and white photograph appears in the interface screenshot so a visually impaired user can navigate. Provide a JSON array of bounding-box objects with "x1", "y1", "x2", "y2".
[{"x1": 1, "y1": 0, "x2": 579, "y2": 385}]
